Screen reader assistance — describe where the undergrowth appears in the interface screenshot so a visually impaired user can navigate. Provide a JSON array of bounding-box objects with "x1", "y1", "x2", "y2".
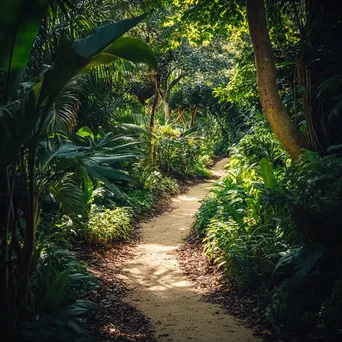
[{"x1": 194, "y1": 124, "x2": 342, "y2": 340}]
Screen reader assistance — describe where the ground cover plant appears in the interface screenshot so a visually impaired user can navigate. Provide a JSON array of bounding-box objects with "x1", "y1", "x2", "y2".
[{"x1": 195, "y1": 125, "x2": 342, "y2": 339}]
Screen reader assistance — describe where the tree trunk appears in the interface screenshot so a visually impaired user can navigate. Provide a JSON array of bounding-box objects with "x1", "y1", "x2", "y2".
[
  {"x1": 191, "y1": 106, "x2": 198, "y2": 127},
  {"x1": 150, "y1": 93, "x2": 158, "y2": 164},
  {"x1": 246, "y1": 0, "x2": 309, "y2": 159},
  {"x1": 163, "y1": 97, "x2": 171, "y2": 122}
]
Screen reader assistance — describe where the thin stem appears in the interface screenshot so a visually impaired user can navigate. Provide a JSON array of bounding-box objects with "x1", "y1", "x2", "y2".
[{"x1": 10, "y1": 144, "x2": 37, "y2": 337}]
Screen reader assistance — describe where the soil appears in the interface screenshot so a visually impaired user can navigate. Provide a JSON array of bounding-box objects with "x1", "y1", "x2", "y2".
[{"x1": 115, "y1": 158, "x2": 260, "y2": 342}]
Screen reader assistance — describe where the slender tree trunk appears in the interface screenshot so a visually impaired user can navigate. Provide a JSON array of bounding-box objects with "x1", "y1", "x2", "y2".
[
  {"x1": 246, "y1": 0, "x2": 309, "y2": 159},
  {"x1": 163, "y1": 97, "x2": 171, "y2": 121},
  {"x1": 150, "y1": 93, "x2": 158, "y2": 164},
  {"x1": 150, "y1": 95, "x2": 157, "y2": 131},
  {"x1": 191, "y1": 106, "x2": 198, "y2": 127}
]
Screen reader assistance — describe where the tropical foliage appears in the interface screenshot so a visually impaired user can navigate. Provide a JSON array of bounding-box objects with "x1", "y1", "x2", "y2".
[
  {"x1": 195, "y1": 126, "x2": 342, "y2": 338},
  {"x1": 1, "y1": 0, "x2": 342, "y2": 340}
]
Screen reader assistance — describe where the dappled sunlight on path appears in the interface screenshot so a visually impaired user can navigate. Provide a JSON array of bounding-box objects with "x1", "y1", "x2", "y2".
[{"x1": 117, "y1": 158, "x2": 259, "y2": 342}]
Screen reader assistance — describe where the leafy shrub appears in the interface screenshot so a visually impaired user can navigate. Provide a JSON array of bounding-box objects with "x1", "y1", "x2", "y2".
[
  {"x1": 195, "y1": 126, "x2": 342, "y2": 337},
  {"x1": 37, "y1": 245, "x2": 94, "y2": 287},
  {"x1": 284, "y1": 151, "x2": 342, "y2": 246},
  {"x1": 195, "y1": 164, "x2": 288, "y2": 288},
  {"x1": 194, "y1": 127, "x2": 291, "y2": 288},
  {"x1": 91, "y1": 187, "x2": 116, "y2": 208},
  {"x1": 132, "y1": 162, "x2": 179, "y2": 197},
  {"x1": 203, "y1": 219, "x2": 254, "y2": 285},
  {"x1": 124, "y1": 189, "x2": 155, "y2": 216},
  {"x1": 155, "y1": 125, "x2": 210, "y2": 177},
  {"x1": 229, "y1": 124, "x2": 287, "y2": 167},
  {"x1": 19, "y1": 299, "x2": 98, "y2": 341},
  {"x1": 266, "y1": 152, "x2": 342, "y2": 335},
  {"x1": 86, "y1": 206, "x2": 133, "y2": 246},
  {"x1": 32, "y1": 245, "x2": 97, "y2": 312},
  {"x1": 37, "y1": 213, "x2": 80, "y2": 248},
  {"x1": 21, "y1": 246, "x2": 98, "y2": 341}
]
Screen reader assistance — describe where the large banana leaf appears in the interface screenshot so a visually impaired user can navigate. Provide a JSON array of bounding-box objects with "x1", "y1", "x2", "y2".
[
  {"x1": 85, "y1": 37, "x2": 158, "y2": 71},
  {"x1": 0, "y1": 0, "x2": 52, "y2": 101},
  {"x1": 72, "y1": 15, "x2": 146, "y2": 58}
]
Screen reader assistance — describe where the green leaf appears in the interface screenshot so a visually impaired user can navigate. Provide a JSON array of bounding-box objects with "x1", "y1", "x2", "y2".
[
  {"x1": 327, "y1": 144, "x2": 342, "y2": 153},
  {"x1": 273, "y1": 248, "x2": 301, "y2": 275},
  {"x1": 50, "y1": 129, "x2": 140, "y2": 197},
  {"x1": 77, "y1": 126, "x2": 95, "y2": 139},
  {"x1": 0, "y1": 0, "x2": 51, "y2": 100},
  {"x1": 97, "y1": 37, "x2": 158, "y2": 70},
  {"x1": 259, "y1": 158, "x2": 276, "y2": 189},
  {"x1": 72, "y1": 15, "x2": 146, "y2": 58},
  {"x1": 0, "y1": 15, "x2": 156, "y2": 167},
  {"x1": 49, "y1": 174, "x2": 87, "y2": 227},
  {"x1": 61, "y1": 299, "x2": 99, "y2": 317},
  {"x1": 43, "y1": 271, "x2": 70, "y2": 311}
]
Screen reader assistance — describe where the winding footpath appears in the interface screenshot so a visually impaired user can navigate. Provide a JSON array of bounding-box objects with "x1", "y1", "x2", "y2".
[{"x1": 117, "y1": 159, "x2": 259, "y2": 341}]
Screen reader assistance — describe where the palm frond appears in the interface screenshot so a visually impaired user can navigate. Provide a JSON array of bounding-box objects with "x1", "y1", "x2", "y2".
[
  {"x1": 49, "y1": 173, "x2": 87, "y2": 226},
  {"x1": 47, "y1": 78, "x2": 83, "y2": 133},
  {"x1": 111, "y1": 123, "x2": 149, "y2": 138},
  {"x1": 39, "y1": 127, "x2": 144, "y2": 197}
]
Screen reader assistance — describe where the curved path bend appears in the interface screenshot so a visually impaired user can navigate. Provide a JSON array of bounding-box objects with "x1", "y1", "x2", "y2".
[{"x1": 118, "y1": 159, "x2": 259, "y2": 342}]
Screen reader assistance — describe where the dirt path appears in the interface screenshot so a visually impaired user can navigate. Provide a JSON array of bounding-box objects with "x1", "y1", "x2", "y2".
[{"x1": 117, "y1": 159, "x2": 259, "y2": 342}]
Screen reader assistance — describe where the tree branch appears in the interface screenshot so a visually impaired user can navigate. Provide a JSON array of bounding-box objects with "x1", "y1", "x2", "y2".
[{"x1": 166, "y1": 74, "x2": 186, "y2": 96}]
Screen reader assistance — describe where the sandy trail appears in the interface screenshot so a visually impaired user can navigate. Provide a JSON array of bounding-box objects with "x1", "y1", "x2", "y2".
[{"x1": 118, "y1": 159, "x2": 259, "y2": 342}]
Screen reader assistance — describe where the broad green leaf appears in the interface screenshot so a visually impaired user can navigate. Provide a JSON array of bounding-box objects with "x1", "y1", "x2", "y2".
[
  {"x1": 273, "y1": 248, "x2": 301, "y2": 276},
  {"x1": 72, "y1": 15, "x2": 146, "y2": 58},
  {"x1": 50, "y1": 175, "x2": 87, "y2": 227},
  {"x1": 43, "y1": 271, "x2": 70, "y2": 311},
  {"x1": 77, "y1": 126, "x2": 95, "y2": 139},
  {"x1": 292, "y1": 244, "x2": 325, "y2": 283},
  {"x1": 0, "y1": 0, "x2": 51, "y2": 101},
  {"x1": 94, "y1": 37, "x2": 158, "y2": 70},
  {"x1": 259, "y1": 158, "x2": 276, "y2": 189}
]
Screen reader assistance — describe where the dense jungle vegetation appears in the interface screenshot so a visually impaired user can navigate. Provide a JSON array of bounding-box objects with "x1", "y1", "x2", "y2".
[{"x1": 1, "y1": 0, "x2": 342, "y2": 341}]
